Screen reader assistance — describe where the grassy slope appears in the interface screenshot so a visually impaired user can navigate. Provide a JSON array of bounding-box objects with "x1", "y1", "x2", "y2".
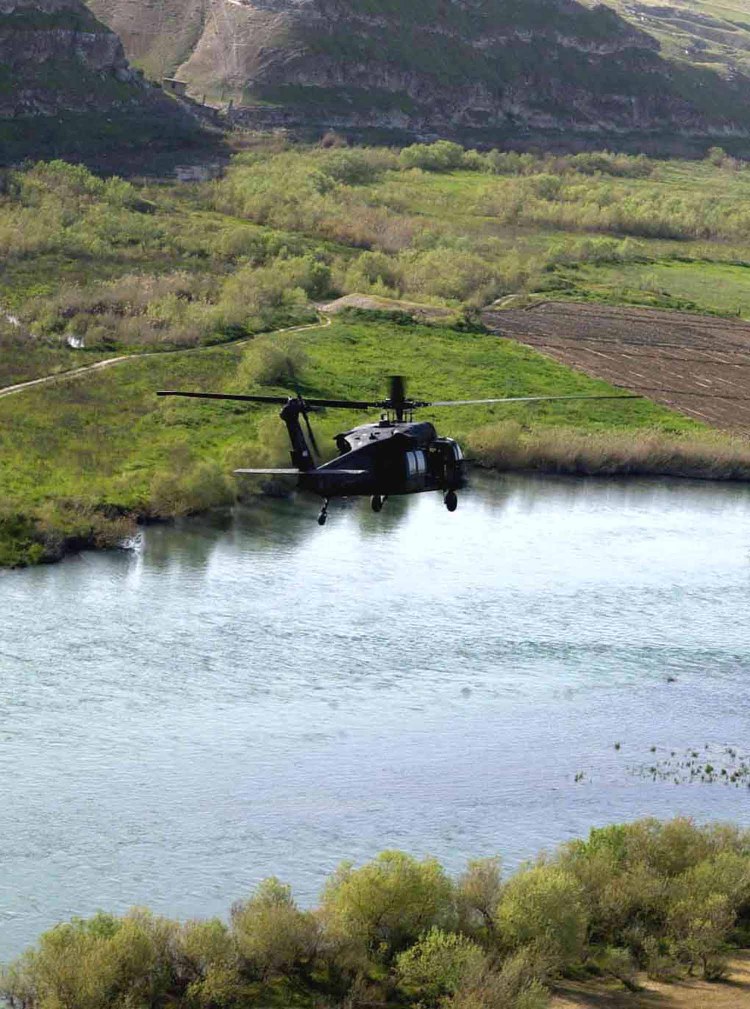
[{"x1": 601, "y1": 0, "x2": 750, "y2": 76}]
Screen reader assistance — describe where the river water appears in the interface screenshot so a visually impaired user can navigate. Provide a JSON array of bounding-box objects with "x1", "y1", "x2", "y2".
[{"x1": 2, "y1": 474, "x2": 750, "y2": 960}]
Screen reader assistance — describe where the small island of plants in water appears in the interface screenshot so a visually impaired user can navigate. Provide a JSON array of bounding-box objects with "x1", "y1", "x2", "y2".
[{"x1": 4, "y1": 817, "x2": 750, "y2": 1009}]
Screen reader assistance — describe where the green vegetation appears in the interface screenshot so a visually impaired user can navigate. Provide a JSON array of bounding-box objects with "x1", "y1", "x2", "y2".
[
  {"x1": 7, "y1": 147, "x2": 750, "y2": 376},
  {"x1": 4, "y1": 818, "x2": 750, "y2": 1008},
  {"x1": 0, "y1": 313, "x2": 694, "y2": 566},
  {"x1": 6, "y1": 146, "x2": 750, "y2": 565}
]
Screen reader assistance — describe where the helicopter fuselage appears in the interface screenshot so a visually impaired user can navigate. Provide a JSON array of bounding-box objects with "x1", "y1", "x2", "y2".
[{"x1": 298, "y1": 418, "x2": 467, "y2": 500}]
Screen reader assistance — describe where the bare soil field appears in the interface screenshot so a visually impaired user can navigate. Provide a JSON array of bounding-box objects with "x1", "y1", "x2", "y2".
[
  {"x1": 483, "y1": 303, "x2": 750, "y2": 431},
  {"x1": 552, "y1": 952, "x2": 750, "y2": 1009}
]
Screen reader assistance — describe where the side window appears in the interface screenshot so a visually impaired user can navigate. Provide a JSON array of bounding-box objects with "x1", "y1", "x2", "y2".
[
  {"x1": 406, "y1": 451, "x2": 416, "y2": 475},
  {"x1": 414, "y1": 450, "x2": 426, "y2": 474},
  {"x1": 452, "y1": 443, "x2": 463, "y2": 461}
]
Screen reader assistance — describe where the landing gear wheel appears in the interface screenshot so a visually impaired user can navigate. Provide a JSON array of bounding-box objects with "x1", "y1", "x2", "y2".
[
  {"x1": 444, "y1": 490, "x2": 458, "y2": 513},
  {"x1": 317, "y1": 498, "x2": 329, "y2": 526},
  {"x1": 371, "y1": 494, "x2": 384, "y2": 513}
]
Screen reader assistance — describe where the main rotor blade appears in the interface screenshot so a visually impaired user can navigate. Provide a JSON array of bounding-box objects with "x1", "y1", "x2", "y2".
[
  {"x1": 158, "y1": 391, "x2": 291, "y2": 404},
  {"x1": 427, "y1": 394, "x2": 642, "y2": 406},
  {"x1": 158, "y1": 390, "x2": 381, "y2": 409}
]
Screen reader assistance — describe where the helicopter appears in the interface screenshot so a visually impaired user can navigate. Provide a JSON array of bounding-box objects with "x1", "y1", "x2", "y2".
[{"x1": 157, "y1": 376, "x2": 638, "y2": 526}]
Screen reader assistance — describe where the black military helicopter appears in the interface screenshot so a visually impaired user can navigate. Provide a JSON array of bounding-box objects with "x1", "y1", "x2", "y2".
[{"x1": 157, "y1": 377, "x2": 637, "y2": 525}]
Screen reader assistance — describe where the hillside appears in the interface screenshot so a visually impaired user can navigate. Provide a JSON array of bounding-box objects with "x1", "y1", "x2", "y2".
[
  {"x1": 604, "y1": 0, "x2": 750, "y2": 78},
  {"x1": 0, "y1": 0, "x2": 205, "y2": 165},
  {"x1": 83, "y1": 0, "x2": 750, "y2": 143}
]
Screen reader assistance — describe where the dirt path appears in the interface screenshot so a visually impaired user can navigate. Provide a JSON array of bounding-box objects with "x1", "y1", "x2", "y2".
[
  {"x1": 483, "y1": 302, "x2": 750, "y2": 431},
  {"x1": 552, "y1": 952, "x2": 750, "y2": 1009},
  {"x1": 0, "y1": 316, "x2": 331, "y2": 401}
]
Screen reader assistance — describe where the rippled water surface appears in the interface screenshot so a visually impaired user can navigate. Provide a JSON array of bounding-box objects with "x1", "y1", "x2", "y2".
[{"x1": 3, "y1": 474, "x2": 750, "y2": 959}]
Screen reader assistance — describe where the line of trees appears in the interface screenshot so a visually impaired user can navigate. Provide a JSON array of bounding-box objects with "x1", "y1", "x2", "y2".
[{"x1": 4, "y1": 818, "x2": 750, "y2": 1009}]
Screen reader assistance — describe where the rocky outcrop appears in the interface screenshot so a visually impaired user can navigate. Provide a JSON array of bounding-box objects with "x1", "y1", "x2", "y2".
[{"x1": 84, "y1": 0, "x2": 750, "y2": 139}]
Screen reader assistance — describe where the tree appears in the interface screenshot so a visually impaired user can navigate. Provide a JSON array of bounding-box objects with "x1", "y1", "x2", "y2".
[
  {"x1": 667, "y1": 892, "x2": 734, "y2": 978},
  {"x1": 456, "y1": 858, "x2": 502, "y2": 942}
]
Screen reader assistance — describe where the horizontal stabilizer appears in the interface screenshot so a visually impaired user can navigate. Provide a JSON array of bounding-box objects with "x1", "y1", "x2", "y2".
[
  {"x1": 234, "y1": 468, "x2": 369, "y2": 476},
  {"x1": 234, "y1": 468, "x2": 300, "y2": 475},
  {"x1": 315, "y1": 469, "x2": 368, "y2": 476}
]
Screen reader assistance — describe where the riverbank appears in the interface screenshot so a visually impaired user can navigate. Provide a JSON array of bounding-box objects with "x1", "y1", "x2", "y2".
[
  {"x1": 4, "y1": 818, "x2": 750, "y2": 1009},
  {"x1": 0, "y1": 310, "x2": 725, "y2": 568}
]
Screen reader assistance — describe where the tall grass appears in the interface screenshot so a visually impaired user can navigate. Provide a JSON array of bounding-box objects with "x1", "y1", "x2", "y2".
[{"x1": 467, "y1": 422, "x2": 750, "y2": 479}]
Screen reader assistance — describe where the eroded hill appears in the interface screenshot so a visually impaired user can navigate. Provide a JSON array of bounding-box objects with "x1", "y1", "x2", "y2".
[
  {"x1": 83, "y1": 0, "x2": 750, "y2": 141},
  {"x1": 0, "y1": 0, "x2": 204, "y2": 164}
]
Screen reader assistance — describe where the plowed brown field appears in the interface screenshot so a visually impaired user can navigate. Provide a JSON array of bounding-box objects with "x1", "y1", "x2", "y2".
[{"x1": 483, "y1": 303, "x2": 750, "y2": 431}]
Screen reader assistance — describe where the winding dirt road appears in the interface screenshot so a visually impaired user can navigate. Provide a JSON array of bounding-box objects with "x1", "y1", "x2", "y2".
[{"x1": 0, "y1": 315, "x2": 331, "y2": 400}]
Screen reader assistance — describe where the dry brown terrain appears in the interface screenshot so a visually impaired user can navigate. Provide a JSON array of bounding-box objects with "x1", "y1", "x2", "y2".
[
  {"x1": 483, "y1": 303, "x2": 750, "y2": 431},
  {"x1": 552, "y1": 952, "x2": 750, "y2": 1009}
]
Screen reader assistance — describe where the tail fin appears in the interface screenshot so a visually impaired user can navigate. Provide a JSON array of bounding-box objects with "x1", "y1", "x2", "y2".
[{"x1": 280, "y1": 399, "x2": 316, "y2": 472}]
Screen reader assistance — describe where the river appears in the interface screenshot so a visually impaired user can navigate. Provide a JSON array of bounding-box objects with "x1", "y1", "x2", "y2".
[{"x1": 2, "y1": 473, "x2": 750, "y2": 960}]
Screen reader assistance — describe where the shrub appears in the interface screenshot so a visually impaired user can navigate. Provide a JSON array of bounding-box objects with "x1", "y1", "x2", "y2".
[
  {"x1": 320, "y1": 149, "x2": 394, "y2": 185},
  {"x1": 399, "y1": 141, "x2": 466, "y2": 172},
  {"x1": 237, "y1": 334, "x2": 310, "y2": 387},
  {"x1": 667, "y1": 892, "x2": 734, "y2": 978},
  {"x1": 149, "y1": 449, "x2": 235, "y2": 518},
  {"x1": 395, "y1": 928, "x2": 486, "y2": 1004},
  {"x1": 231, "y1": 878, "x2": 319, "y2": 980},
  {"x1": 445, "y1": 950, "x2": 551, "y2": 1009},
  {"x1": 320, "y1": 851, "x2": 455, "y2": 962},
  {"x1": 495, "y1": 866, "x2": 588, "y2": 971}
]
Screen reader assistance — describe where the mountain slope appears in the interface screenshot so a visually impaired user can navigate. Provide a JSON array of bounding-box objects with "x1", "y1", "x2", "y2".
[
  {"x1": 0, "y1": 0, "x2": 202, "y2": 164},
  {"x1": 84, "y1": 0, "x2": 750, "y2": 139},
  {"x1": 602, "y1": 0, "x2": 750, "y2": 78}
]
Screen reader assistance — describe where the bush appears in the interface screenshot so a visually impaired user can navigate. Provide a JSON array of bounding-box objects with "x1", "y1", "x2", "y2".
[
  {"x1": 237, "y1": 334, "x2": 310, "y2": 388},
  {"x1": 399, "y1": 141, "x2": 467, "y2": 172},
  {"x1": 495, "y1": 866, "x2": 588, "y2": 971},
  {"x1": 456, "y1": 858, "x2": 503, "y2": 942},
  {"x1": 395, "y1": 928, "x2": 486, "y2": 1004},
  {"x1": 445, "y1": 951, "x2": 551, "y2": 1009},
  {"x1": 231, "y1": 878, "x2": 319, "y2": 980},
  {"x1": 149, "y1": 448, "x2": 235, "y2": 518},
  {"x1": 320, "y1": 851, "x2": 455, "y2": 962}
]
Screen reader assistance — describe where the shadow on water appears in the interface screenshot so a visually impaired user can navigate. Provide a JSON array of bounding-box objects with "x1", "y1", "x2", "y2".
[{"x1": 482, "y1": 470, "x2": 750, "y2": 514}]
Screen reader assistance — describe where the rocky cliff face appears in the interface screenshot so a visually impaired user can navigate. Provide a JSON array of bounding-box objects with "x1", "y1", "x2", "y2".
[
  {"x1": 0, "y1": 0, "x2": 202, "y2": 163},
  {"x1": 84, "y1": 0, "x2": 750, "y2": 137}
]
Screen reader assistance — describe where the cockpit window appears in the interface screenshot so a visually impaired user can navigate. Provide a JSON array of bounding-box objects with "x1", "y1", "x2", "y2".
[{"x1": 406, "y1": 451, "x2": 426, "y2": 475}]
